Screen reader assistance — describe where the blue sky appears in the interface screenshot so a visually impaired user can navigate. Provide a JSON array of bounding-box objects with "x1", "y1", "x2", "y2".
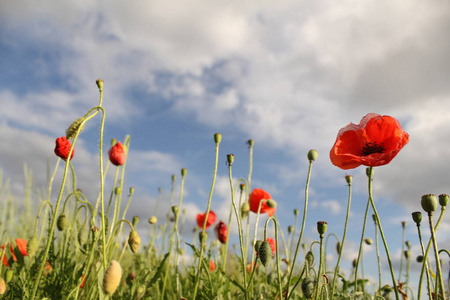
[{"x1": 1, "y1": 0, "x2": 450, "y2": 290}]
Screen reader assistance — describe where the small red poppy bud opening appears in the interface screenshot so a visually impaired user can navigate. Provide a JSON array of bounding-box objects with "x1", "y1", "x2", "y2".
[
  {"x1": 214, "y1": 221, "x2": 228, "y2": 244},
  {"x1": 108, "y1": 141, "x2": 126, "y2": 166},
  {"x1": 330, "y1": 114, "x2": 409, "y2": 170},
  {"x1": 54, "y1": 136, "x2": 74, "y2": 161}
]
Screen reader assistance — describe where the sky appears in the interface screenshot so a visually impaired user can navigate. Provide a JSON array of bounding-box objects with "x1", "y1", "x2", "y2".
[{"x1": 1, "y1": 0, "x2": 450, "y2": 292}]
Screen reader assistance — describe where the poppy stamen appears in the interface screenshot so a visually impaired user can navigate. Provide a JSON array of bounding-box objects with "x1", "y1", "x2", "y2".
[{"x1": 361, "y1": 141, "x2": 386, "y2": 156}]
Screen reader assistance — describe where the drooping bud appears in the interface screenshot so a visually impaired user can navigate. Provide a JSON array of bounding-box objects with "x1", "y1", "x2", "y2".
[
  {"x1": 103, "y1": 260, "x2": 122, "y2": 295},
  {"x1": 305, "y1": 251, "x2": 314, "y2": 268},
  {"x1": 317, "y1": 221, "x2": 328, "y2": 237},
  {"x1": 266, "y1": 199, "x2": 277, "y2": 208},
  {"x1": 57, "y1": 214, "x2": 68, "y2": 231},
  {"x1": 214, "y1": 133, "x2": 222, "y2": 144},
  {"x1": 148, "y1": 216, "x2": 157, "y2": 224},
  {"x1": 258, "y1": 240, "x2": 272, "y2": 267},
  {"x1": 27, "y1": 236, "x2": 39, "y2": 257},
  {"x1": 336, "y1": 242, "x2": 341, "y2": 255},
  {"x1": 439, "y1": 194, "x2": 449, "y2": 207},
  {"x1": 128, "y1": 230, "x2": 141, "y2": 253},
  {"x1": 254, "y1": 241, "x2": 262, "y2": 253},
  {"x1": 404, "y1": 251, "x2": 411, "y2": 259},
  {"x1": 301, "y1": 277, "x2": 315, "y2": 299},
  {"x1": 66, "y1": 117, "x2": 85, "y2": 140},
  {"x1": 96, "y1": 79, "x2": 104, "y2": 90},
  {"x1": 421, "y1": 194, "x2": 438, "y2": 213},
  {"x1": 307, "y1": 149, "x2": 318, "y2": 162},
  {"x1": 241, "y1": 202, "x2": 250, "y2": 218}
]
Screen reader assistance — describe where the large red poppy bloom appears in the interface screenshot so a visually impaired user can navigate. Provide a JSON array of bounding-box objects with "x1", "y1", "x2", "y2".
[
  {"x1": 214, "y1": 221, "x2": 228, "y2": 244},
  {"x1": 108, "y1": 141, "x2": 126, "y2": 166},
  {"x1": 54, "y1": 136, "x2": 74, "y2": 161},
  {"x1": 249, "y1": 189, "x2": 276, "y2": 216},
  {"x1": 196, "y1": 210, "x2": 217, "y2": 230},
  {"x1": 330, "y1": 113, "x2": 409, "y2": 170},
  {"x1": 1, "y1": 238, "x2": 28, "y2": 267}
]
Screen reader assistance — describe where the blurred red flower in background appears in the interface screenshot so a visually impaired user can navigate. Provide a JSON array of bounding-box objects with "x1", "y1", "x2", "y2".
[
  {"x1": 196, "y1": 211, "x2": 217, "y2": 230},
  {"x1": 54, "y1": 137, "x2": 74, "y2": 161},
  {"x1": 1, "y1": 238, "x2": 28, "y2": 267},
  {"x1": 108, "y1": 141, "x2": 126, "y2": 166},
  {"x1": 267, "y1": 238, "x2": 276, "y2": 256},
  {"x1": 249, "y1": 189, "x2": 276, "y2": 216},
  {"x1": 214, "y1": 221, "x2": 228, "y2": 244},
  {"x1": 330, "y1": 113, "x2": 409, "y2": 170}
]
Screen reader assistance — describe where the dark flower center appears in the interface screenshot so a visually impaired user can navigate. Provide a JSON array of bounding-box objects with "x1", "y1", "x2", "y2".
[{"x1": 361, "y1": 141, "x2": 386, "y2": 156}]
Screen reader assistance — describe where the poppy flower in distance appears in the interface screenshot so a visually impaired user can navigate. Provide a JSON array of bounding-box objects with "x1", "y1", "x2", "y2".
[
  {"x1": 249, "y1": 189, "x2": 276, "y2": 216},
  {"x1": 1, "y1": 238, "x2": 28, "y2": 267},
  {"x1": 214, "y1": 221, "x2": 228, "y2": 244},
  {"x1": 330, "y1": 113, "x2": 409, "y2": 170},
  {"x1": 196, "y1": 211, "x2": 217, "y2": 230},
  {"x1": 108, "y1": 141, "x2": 126, "y2": 166},
  {"x1": 209, "y1": 261, "x2": 215, "y2": 272},
  {"x1": 266, "y1": 238, "x2": 276, "y2": 256},
  {"x1": 54, "y1": 136, "x2": 74, "y2": 161}
]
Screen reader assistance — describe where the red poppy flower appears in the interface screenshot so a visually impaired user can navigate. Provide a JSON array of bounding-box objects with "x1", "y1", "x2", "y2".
[
  {"x1": 196, "y1": 211, "x2": 217, "y2": 230},
  {"x1": 214, "y1": 221, "x2": 228, "y2": 244},
  {"x1": 330, "y1": 113, "x2": 409, "y2": 170},
  {"x1": 1, "y1": 238, "x2": 28, "y2": 267},
  {"x1": 54, "y1": 136, "x2": 74, "y2": 161},
  {"x1": 249, "y1": 189, "x2": 276, "y2": 216},
  {"x1": 209, "y1": 260, "x2": 215, "y2": 272},
  {"x1": 80, "y1": 274, "x2": 87, "y2": 288},
  {"x1": 266, "y1": 238, "x2": 276, "y2": 256},
  {"x1": 108, "y1": 141, "x2": 126, "y2": 166}
]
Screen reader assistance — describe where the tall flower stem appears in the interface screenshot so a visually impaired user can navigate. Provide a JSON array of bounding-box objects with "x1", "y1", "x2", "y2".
[
  {"x1": 373, "y1": 215, "x2": 382, "y2": 293},
  {"x1": 367, "y1": 167, "x2": 399, "y2": 300},
  {"x1": 286, "y1": 155, "x2": 315, "y2": 299},
  {"x1": 192, "y1": 133, "x2": 221, "y2": 300},
  {"x1": 427, "y1": 211, "x2": 446, "y2": 298},
  {"x1": 263, "y1": 217, "x2": 283, "y2": 299},
  {"x1": 331, "y1": 175, "x2": 352, "y2": 299}
]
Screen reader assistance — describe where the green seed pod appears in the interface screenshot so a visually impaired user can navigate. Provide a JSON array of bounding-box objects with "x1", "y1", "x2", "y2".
[
  {"x1": 65, "y1": 117, "x2": 85, "y2": 140},
  {"x1": 301, "y1": 277, "x2": 315, "y2": 299},
  {"x1": 317, "y1": 221, "x2": 328, "y2": 237},
  {"x1": 57, "y1": 214, "x2": 68, "y2": 231},
  {"x1": 148, "y1": 216, "x2": 157, "y2": 224},
  {"x1": 128, "y1": 230, "x2": 141, "y2": 253},
  {"x1": 364, "y1": 238, "x2": 373, "y2": 245},
  {"x1": 181, "y1": 168, "x2": 187, "y2": 177},
  {"x1": 247, "y1": 139, "x2": 254, "y2": 147},
  {"x1": 96, "y1": 79, "x2": 104, "y2": 90},
  {"x1": 114, "y1": 187, "x2": 121, "y2": 195},
  {"x1": 227, "y1": 154, "x2": 234, "y2": 166},
  {"x1": 345, "y1": 175, "x2": 353, "y2": 185},
  {"x1": 103, "y1": 260, "x2": 122, "y2": 295},
  {"x1": 5, "y1": 269, "x2": 13, "y2": 283},
  {"x1": 266, "y1": 199, "x2": 277, "y2": 208},
  {"x1": 171, "y1": 206, "x2": 178, "y2": 215},
  {"x1": 305, "y1": 251, "x2": 314, "y2": 268},
  {"x1": 258, "y1": 240, "x2": 272, "y2": 267},
  {"x1": 439, "y1": 194, "x2": 449, "y2": 207},
  {"x1": 307, "y1": 149, "x2": 318, "y2": 162},
  {"x1": 27, "y1": 236, "x2": 39, "y2": 257},
  {"x1": 0, "y1": 278, "x2": 5, "y2": 295},
  {"x1": 214, "y1": 133, "x2": 222, "y2": 144},
  {"x1": 412, "y1": 211, "x2": 422, "y2": 224},
  {"x1": 421, "y1": 194, "x2": 438, "y2": 213}
]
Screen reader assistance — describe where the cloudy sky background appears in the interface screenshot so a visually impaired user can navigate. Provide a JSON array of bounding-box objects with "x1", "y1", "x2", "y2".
[{"x1": 1, "y1": 0, "x2": 450, "y2": 291}]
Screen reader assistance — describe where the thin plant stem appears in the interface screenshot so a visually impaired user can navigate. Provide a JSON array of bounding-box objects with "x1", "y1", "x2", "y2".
[
  {"x1": 427, "y1": 212, "x2": 446, "y2": 298},
  {"x1": 354, "y1": 195, "x2": 371, "y2": 293},
  {"x1": 374, "y1": 215, "x2": 382, "y2": 293},
  {"x1": 263, "y1": 217, "x2": 283, "y2": 299}
]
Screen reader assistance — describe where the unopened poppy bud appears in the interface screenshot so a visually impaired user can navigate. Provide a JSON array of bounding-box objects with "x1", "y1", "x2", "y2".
[
  {"x1": 421, "y1": 194, "x2": 438, "y2": 213},
  {"x1": 258, "y1": 240, "x2": 272, "y2": 267},
  {"x1": 372, "y1": 214, "x2": 377, "y2": 223},
  {"x1": 241, "y1": 202, "x2": 250, "y2": 213},
  {"x1": 96, "y1": 79, "x2": 104, "y2": 90},
  {"x1": 404, "y1": 250, "x2": 411, "y2": 259},
  {"x1": 227, "y1": 154, "x2": 234, "y2": 166},
  {"x1": 412, "y1": 211, "x2": 422, "y2": 224},
  {"x1": 345, "y1": 175, "x2": 353, "y2": 185},
  {"x1": 103, "y1": 260, "x2": 122, "y2": 295},
  {"x1": 171, "y1": 174, "x2": 176, "y2": 182},
  {"x1": 181, "y1": 168, "x2": 187, "y2": 177},
  {"x1": 148, "y1": 216, "x2": 157, "y2": 224},
  {"x1": 247, "y1": 139, "x2": 254, "y2": 147},
  {"x1": 114, "y1": 187, "x2": 121, "y2": 195},
  {"x1": 405, "y1": 241, "x2": 411, "y2": 249},
  {"x1": 91, "y1": 227, "x2": 100, "y2": 239},
  {"x1": 129, "y1": 187, "x2": 135, "y2": 195},
  {"x1": 0, "y1": 278, "x2": 5, "y2": 295},
  {"x1": 57, "y1": 214, "x2": 68, "y2": 231},
  {"x1": 401, "y1": 221, "x2": 407, "y2": 229},
  {"x1": 214, "y1": 133, "x2": 222, "y2": 144},
  {"x1": 5, "y1": 269, "x2": 13, "y2": 283},
  {"x1": 305, "y1": 251, "x2": 314, "y2": 268},
  {"x1": 288, "y1": 226, "x2": 294, "y2": 234},
  {"x1": 128, "y1": 230, "x2": 141, "y2": 253},
  {"x1": 307, "y1": 149, "x2": 318, "y2": 162},
  {"x1": 294, "y1": 209, "x2": 299, "y2": 216},
  {"x1": 416, "y1": 255, "x2": 424, "y2": 263},
  {"x1": 132, "y1": 216, "x2": 139, "y2": 227},
  {"x1": 254, "y1": 240, "x2": 262, "y2": 253},
  {"x1": 240, "y1": 183, "x2": 245, "y2": 192},
  {"x1": 364, "y1": 238, "x2": 373, "y2": 245},
  {"x1": 317, "y1": 221, "x2": 327, "y2": 237},
  {"x1": 266, "y1": 199, "x2": 277, "y2": 208},
  {"x1": 439, "y1": 194, "x2": 449, "y2": 207},
  {"x1": 171, "y1": 206, "x2": 178, "y2": 215},
  {"x1": 336, "y1": 242, "x2": 341, "y2": 254},
  {"x1": 27, "y1": 236, "x2": 39, "y2": 257},
  {"x1": 352, "y1": 258, "x2": 357, "y2": 268},
  {"x1": 66, "y1": 117, "x2": 85, "y2": 140},
  {"x1": 301, "y1": 277, "x2": 315, "y2": 299}
]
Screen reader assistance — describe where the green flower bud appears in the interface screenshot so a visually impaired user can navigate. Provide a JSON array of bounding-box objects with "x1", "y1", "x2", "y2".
[
  {"x1": 301, "y1": 277, "x2": 315, "y2": 299},
  {"x1": 57, "y1": 214, "x2": 68, "y2": 231},
  {"x1": 128, "y1": 230, "x2": 141, "y2": 253},
  {"x1": 114, "y1": 186, "x2": 121, "y2": 195},
  {"x1": 307, "y1": 149, "x2": 318, "y2": 162},
  {"x1": 317, "y1": 221, "x2": 328, "y2": 237},
  {"x1": 227, "y1": 154, "x2": 234, "y2": 166},
  {"x1": 103, "y1": 260, "x2": 122, "y2": 295},
  {"x1": 288, "y1": 226, "x2": 294, "y2": 234},
  {"x1": 294, "y1": 209, "x2": 299, "y2": 216},
  {"x1": 305, "y1": 251, "x2": 314, "y2": 268},
  {"x1": 5, "y1": 269, "x2": 13, "y2": 283},
  {"x1": 247, "y1": 139, "x2": 254, "y2": 147},
  {"x1": 345, "y1": 175, "x2": 353, "y2": 185},
  {"x1": 266, "y1": 199, "x2": 277, "y2": 208},
  {"x1": 96, "y1": 79, "x2": 104, "y2": 90},
  {"x1": 412, "y1": 211, "x2": 422, "y2": 224},
  {"x1": 132, "y1": 216, "x2": 140, "y2": 227},
  {"x1": 405, "y1": 241, "x2": 411, "y2": 249},
  {"x1": 148, "y1": 216, "x2": 157, "y2": 224},
  {"x1": 404, "y1": 250, "x2": 411, "y2": 259},
  {"x1": 171, "y1": 174, "x2": 176, "y2": 182},
  {"x1": 257, "y1": 240, "x2": 272, "y2": 267},
  {"x1": 171, "y1": 206, "x2": 178, "y2": 215},
  {"x1": 401, "y1": 221, "x2": 407, "y2": 229},
  {"x1": 439, "y1": 194, "x2": 449, "y2": 207},
  {"x1": 214, "y1": 133, "x2": 222, "y2": 144},
  {"x1": 65, "y1": 117, "x2": 85, "y2": 140},
  {"x1": 129, "y1": 187, "x2": 135, "y2": 194},
  {"x1": 336, "y1": 242, "x2": 341, "y2": 255},
  {"x1": 239, "y1": 183, "x2": 246, "y2": 192},
  {"x1": 421, "y1": 194, "x2": 438, "y2": 213},
  {"x1": 181, "y1": 168, "x2": 187, "y2": 177},
  {"x1": 27, "y1": 236, "x2": 39, "y2": 257},
  {"x1": 254, "y1": 241, "x2": 262, "y2": 253},
  {"x1": 364, "y1": 238, "x2": 373, "y2": 245}
]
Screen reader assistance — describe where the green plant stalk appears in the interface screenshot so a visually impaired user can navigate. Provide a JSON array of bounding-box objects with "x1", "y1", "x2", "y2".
[
  {"x1": 374, "y1": 216, "x2": 382, "y2": 293},
  {"x1": 314, "y1": 234, "x2": 325, "y2": 300},
  {"x1": 399, "y1": 224, "x2": 406, "y2": 281},
  {"x1": 286, "y1": 159, "x2": 314, "y2": 299},
  {"x1": 264, "y1": 217, "x2": 283, "y2": 299},
  {"x1": 161, "y1": 175, "x2": 176, "y2": 253},
  {"x1": 29, "y1": 105, "x2": 103, "y2": 300},
  {"x1": 354, "y1": 195, "x2": 371, "y2": 294},
  {"x1": 331, "y1": 178, "x2": 352, "y2": 299},
  {"x1": 192, "y1": 137, "x2": 220, "y2": 300},
  {"x1": 427, "y1": 212, "x2": 446, "y2": 298},
  {"x1": 416, "y1": 225, "x2": 432, "y2": 300},
  {"x1": 367, "y1": 167, "x2": 400, "y2": 300}
]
